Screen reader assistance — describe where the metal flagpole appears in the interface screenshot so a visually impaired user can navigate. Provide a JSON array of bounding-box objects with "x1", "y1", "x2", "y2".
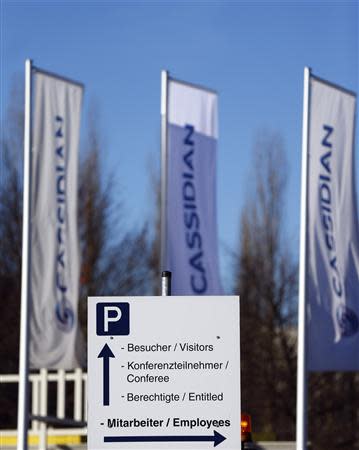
[
  {"x1": 296, "y1": 66, "x2": 311, "y2": 450},
  {"x1": 161, "y1": 271, "x2": 172, "y2": 296},
  {"x1": 17, "y1": 58, "x2": 33, "y2": 450},
  {"x1": 160, "y1": 70, "x2": 169, "y2": 272}
]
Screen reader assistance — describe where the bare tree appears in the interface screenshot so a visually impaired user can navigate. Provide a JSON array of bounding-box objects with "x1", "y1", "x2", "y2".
[
  {"x1": 146, "y1": 168, "x2": 161, "y2": 295},
  {"x1": 309, "y1": 372, "x2": 359, "y2": 450},
  {"x1": 0, "y1": 78, "x2": 24, "y2": 428},
  {"x1": 77, "y1": 105, "x2": 153, "y2": 336},
  {"x1": 233, "y1": 131, "x2": 298, "y2": 439},
  {"x1": 0, "y1": 78, "x2": 24, "y2": 374},
  {"x1": 234, "y1": 131, "x2": 359, "y2": 448}
]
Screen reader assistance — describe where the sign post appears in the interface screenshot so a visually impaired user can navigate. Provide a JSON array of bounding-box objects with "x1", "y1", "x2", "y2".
[{"x1": 88, "y1": 296, "x2": 240, "y2": 450}]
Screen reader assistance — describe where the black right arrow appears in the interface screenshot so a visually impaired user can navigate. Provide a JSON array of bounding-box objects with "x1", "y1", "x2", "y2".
[
  {"x1": 98, "y1": 343, "x2": 115, "y2": 406},
  {"x1": 104, "y1": 430, "x2": 226, "y2": 447}
]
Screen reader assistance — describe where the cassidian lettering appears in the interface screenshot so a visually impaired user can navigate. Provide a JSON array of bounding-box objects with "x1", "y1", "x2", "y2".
[
  {"x1": 182, "y1": 124, "x2": 208, "y2": 294},
  {"x1": 55, "y1": 115, "x2": 74, "y2": 333},
  {"x1": 318, "y1": 124, "x2": 358, "y2": 337}
]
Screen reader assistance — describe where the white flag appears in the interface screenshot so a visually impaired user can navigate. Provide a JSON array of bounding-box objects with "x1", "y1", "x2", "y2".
[
  {"x1": 30, "y1": 71, "x2": 83, "y2": 369},
  {"x1": 165, "y1": 79, "x2": 223, "y2": 295},
  {"x1": 306, "y1": 76, "x2": 359, "y2": 371}
]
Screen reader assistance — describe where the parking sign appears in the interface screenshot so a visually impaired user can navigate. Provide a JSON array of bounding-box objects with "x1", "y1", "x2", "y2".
[
  {"x1": 96, "y1": 303, "x2": 130, "y2": 335},
  {"x1": 88, "y1": 296, "x2": 241, "y2": 450}
]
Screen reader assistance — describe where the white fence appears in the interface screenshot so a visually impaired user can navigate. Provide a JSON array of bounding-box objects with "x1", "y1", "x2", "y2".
[
  {"x1": 0, "y1": 369, "x2": 87, "y2": 449},
  {"x1": 1, "y1": 372, "x2": 297, "y2": 450}
]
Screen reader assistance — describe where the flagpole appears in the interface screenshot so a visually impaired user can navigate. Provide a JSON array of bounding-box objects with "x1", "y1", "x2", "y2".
[
  {"x1": 296, "y1": 66, "x2": 311, "y2": 450},
  {"x1": 160, "y1": 70, "x2": 169, "y2": 272},
  {"x1": 17, "y1": 58, "x2": 33, "y2": 450}
]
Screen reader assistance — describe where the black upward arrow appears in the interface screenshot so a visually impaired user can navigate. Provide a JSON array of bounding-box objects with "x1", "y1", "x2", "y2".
[
  {"x1": 104, "y1": 430, "x2": 226, "y2": 447},
  {"x1": 98, "y1": 343, "x2": 115, "y2": 406}
]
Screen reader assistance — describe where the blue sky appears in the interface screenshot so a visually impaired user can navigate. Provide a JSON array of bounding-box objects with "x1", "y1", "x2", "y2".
[{"x1": 1, "y1": 1, "x2": 358, "y2": 290}]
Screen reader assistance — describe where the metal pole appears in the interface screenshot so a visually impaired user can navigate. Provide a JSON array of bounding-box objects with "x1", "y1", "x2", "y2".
[
  {"x1": 17, "y1": 58, "x2": 33, "y2": 450},
  {"x1": 296, "y1": 66, "x2": 311, "y2": 450},
  {"x1": 161, "y1": 271, "x2": 172, "y2": 296},
  {"x1": 160, "y1": 70, "x2": 169, "y2": 272}
]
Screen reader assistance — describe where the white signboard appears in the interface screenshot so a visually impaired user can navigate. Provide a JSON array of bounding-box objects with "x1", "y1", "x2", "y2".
[{"x1": 88, "y1": 296, "x2": 241, "y2": 450}]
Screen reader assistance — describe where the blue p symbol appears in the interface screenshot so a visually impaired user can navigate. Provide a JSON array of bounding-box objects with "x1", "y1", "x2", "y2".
[{"x1": 96, "y1": 302, "x2": 130, "y2": 335}]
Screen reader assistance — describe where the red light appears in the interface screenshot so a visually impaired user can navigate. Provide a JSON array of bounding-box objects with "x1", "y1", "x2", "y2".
[{"x1": 241, "y1": 413, "x2": 252, "y2": 433}]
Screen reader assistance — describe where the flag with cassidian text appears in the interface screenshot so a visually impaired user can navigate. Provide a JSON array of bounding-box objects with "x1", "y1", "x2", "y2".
[
  {"x1": 164, "y1": 79, "x2": 223, "y2": 295},
  {"x1": 306, "y1": 76, "x2": 359, "y2": 371},
  {"x1": 30, "y1": 71, "x2": 83, "y2": 369}
]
